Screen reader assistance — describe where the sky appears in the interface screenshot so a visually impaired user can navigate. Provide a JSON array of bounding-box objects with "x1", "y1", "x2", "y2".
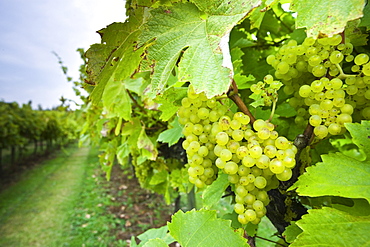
[{"x1": 0, "y1": 0, "x2": 126, "y2": 109}]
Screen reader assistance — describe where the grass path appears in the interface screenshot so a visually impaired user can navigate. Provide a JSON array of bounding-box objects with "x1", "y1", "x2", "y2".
[{"x1": 0, "y1": 145, "x2": 96, "y2": 247}]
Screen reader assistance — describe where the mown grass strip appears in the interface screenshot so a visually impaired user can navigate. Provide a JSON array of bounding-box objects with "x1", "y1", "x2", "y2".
[{"x1": 0, "y1": 145, "x2": 94, "y2": 247}]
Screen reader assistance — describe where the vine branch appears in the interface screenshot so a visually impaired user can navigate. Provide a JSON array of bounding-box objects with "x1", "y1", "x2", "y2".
[{"x1": 227, "y1": 80, "x2": 256, "y2": 124}]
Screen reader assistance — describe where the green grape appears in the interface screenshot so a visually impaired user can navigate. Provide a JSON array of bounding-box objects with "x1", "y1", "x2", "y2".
[
  {"x1": 269, "y1": 159, "x2": 285, "y2": 174},
  {"x1": 253, "y1": 119, "x2": 267, "y2": 131},
  {"x1": 309, "y1": 115, "x2": 322, "y2": 127},
  {"x1": 215, "y1": 157, "x2": 225, "y2": 169},
  {"x1": 215, "y1": 131, "x2": 229, "y2": 146},
  {"x1": 197, "y1": 107, "x2": 210, "y2": 119},
  {"x1": 311, "y1": 80, "x2": 324, "y2": 92},
  {"x1": 249, "y1": 145, "x2": 263, "y2": 159},
  {"x1": 299, "y1": 85, "x2": 312, "y2": 98},
  {"x1": 336, "y1": 114, "x2": 352, "y2": 127},
  {"x1": 219, "y1": 116, "x2": 231, "y2": 130},
  {"x1": 275, "y1": 136, "x2": 290, "y2": 150},
  {"x1": 230, "y1": 119, "x2": 241, "y2": 130},
  {"x1": 256, "y1": 155, "x2": 270, "y2": 169},
  {"x1": 194, "y1": 178, "x2": 206, "y2": 188},
  {"x1": 252, "y1": 200, "x2": 265, "y2": 211},
  {"x1": 236, "y1": 146, "x2": 249, "y2": 158},
  {"x1": 238, "y1": 214, "x2": 248, "y2": 224},
  {"x1": 220, "y1": 149, "x2": 233, "y2": 161},
  {"x1": 314, "y1": 125, "x2": 329, "y2": 139},
  {"x1": 239, "y1": 176, "x2": 249, "y2": 185},
  {"x1": 238, "y1": 165, "x2": 251, "y2": 176},
  {"x1": 329, "y1": 50, "x2": 344, "y2": 64},
  {"x1": 320, "y1": 99, "x2": 334, "y2": 110},
  {"x1": 362, "y1": 107, "x2": 370, "y2": 119},
  {"x1": 313, "y1": 64, "x2": 327, "y2": 77},
  {"x1": 181, "y1": 97, "x2": 191, "y2": 108},
  {"x1": 232, "y1": 129, "x2": 244, "y2": 142},
  {"x1": 362, "y1": 63, "x2": 370, "y2": 76},
  {"x1": 354, "y1": 53, "x2": 369, "y2": 65},
  {"x1": 328, "y1": 123, "x2": 342, "y2": 135},
  {"x1": 228, "y1": 174, "x2": 239, "y2": 184},
  {"x1": 277, "y1": 61, "x2": 290, "y2": 74},
  {"x1": 209, "y1": 110, "x2": 219, "y2": 122},
  {"x1": 276, "y1": 168, "x2": 292, "y2": 181},
  {"x1": 213, "y1": 144, "x2": 225, "y2": 156},
  {"x1": 244, "y1": 193, "x2": 256, "y2": 206},
  {"x1": 234, "y1": 203, "x2": 245, "y2": 215},
  {"x1": 235, "y1": 185, "x2": 248, "y2": 197},
  {"x1": 254, "y1": 176, "x2": 267, "y2": 189},
  {"x1": 187, "y1": 141, "x2": 200, "y2": 153},
  {"x1": 264, "y1": 145, "x2": 277, "y2": 158},
  {"x1": 198, "y1": 146, "x2": 209, "y2": 157},
  {"x1": 283, "y1": 156, "x2": 296, "y2": 169},
  {"x1": 227, "y1": 140, "x2": 240, "y2": 153},
  {"x1": 242, "y1": 155, "x2": 256, "y2": 167},
  {"x1": 308, "y1": 55, "x2": 322, "y2": 66},
  {"x1": 244, "y1": 209, "x2": 257, "y2": 222}
]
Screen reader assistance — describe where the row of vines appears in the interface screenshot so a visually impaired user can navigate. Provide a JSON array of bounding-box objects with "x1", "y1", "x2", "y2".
[
  {"x1": 78, "y1": 0, "x2": 370, "y2": 246},
  {"x1": 0, "y1": 101, "x2": 80, "y2": 172}
]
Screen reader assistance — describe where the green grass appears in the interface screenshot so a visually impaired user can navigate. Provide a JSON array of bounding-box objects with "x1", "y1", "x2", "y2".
[{"x1": 0, "y1": 144, "x2": 106, "y2": 247}]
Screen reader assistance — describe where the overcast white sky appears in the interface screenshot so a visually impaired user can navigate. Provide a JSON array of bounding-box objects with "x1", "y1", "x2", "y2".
[{"x1": 0, "y1": 0, "x2": 126, "y2": 109}]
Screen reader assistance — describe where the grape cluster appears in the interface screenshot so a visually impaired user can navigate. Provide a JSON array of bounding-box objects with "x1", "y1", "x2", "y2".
[
  {"x1": 250, "y1": 74, "x2": 283, "y2": 106},
  {"x1": 178, "y1": 86, "x2": 297, "y2": 225},
  {"x1": 213, "y1": 117, "x2": 297, "y2": 224},
  {"x1": 177, "y1": 85, "x2": 227, "y2": 189},
  {"x1": 267, "y1": 35, "x2": 370, "y2": 138}
]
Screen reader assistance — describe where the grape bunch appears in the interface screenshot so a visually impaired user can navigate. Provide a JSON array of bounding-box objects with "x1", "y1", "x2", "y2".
[
  {"x1": 213, "y1": 116, "x2": 297, "y2": 225},
  {"x1": 177, "y1": 85, "x2": 228, "y2": 189},
  {"x1": 177, "y1": 85, "x2": 298, "y2": 225},
  {"x1": 266, "y1": 34, "x2": 370, "y2": 139}
]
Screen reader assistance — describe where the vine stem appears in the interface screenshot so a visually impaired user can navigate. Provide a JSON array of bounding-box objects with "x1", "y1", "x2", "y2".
[
  {"x1": 268, "y1": 98, "x2": 278, "y2": 122},
  {"x1": 227, "y1": 80, "x2": 256, "y2": 124},
  {"x1": 335, "y1": 63, "x2": 357, "y2": 80},
  {"x1": 255, "y1": 235, "x2": 288, "y2": 247}
]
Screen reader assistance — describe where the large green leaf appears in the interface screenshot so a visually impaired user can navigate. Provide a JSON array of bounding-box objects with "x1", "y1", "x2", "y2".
[
  {"x1": 290, "y1": 207, "x2": 370, "y2": 246},
  {"x1": 139, "y1": 1, "x2": 261, "y2": 98},
  {"x1": 202, "y1": 173, "x2": 229, "y2": 209},
  {"x1": 291, "y1": 121, "x2": 370, "y2": 203},
  {"x1": 168, "y1": 209, "x2": 249, "y2": 247},
  {"x1": 290, "y1": 152, "x2": 370, "y2": 203},
  {"x1": 86, "y1": 8, "x2": 147, "y2": 107},
  {"x1": 345, "y1": 121, "x2": 370, "y2": 160},
  {"x1": 157, "y1": 118, "x2": 184, "y2": 147},
  {"x1": 290, "y1": 0, "x2": 365, "y2": 37}
]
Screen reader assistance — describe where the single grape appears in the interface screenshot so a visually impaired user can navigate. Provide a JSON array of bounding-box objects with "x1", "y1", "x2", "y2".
[
  {"x1": 276, "y1": 168, "x2": 292, "y2": 181},
  {"x1": 220, "y1": 149, "x2": 233, "y2": 161},
  {"x1": 354, "y1": 53, "x2": 369, "y2": 65},
  {"x1": 215, "y1": 131, "x2": 229, "y2": 146}
]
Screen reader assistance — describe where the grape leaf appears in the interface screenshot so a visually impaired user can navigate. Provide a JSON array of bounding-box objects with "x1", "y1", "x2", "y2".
[
  {"x1": 290, "y1": 152, "x2": 370, "y2": 203},
  {"x1": 157, "y1": 118, "x2": 184, "y2": 146},
  {"x1": 155, "y1": 87, "x2": 188, "y2": 121},
  {"x1": 283, "y1": 222, "x2": 303, "y2": 244},
  {"x1": 142, "y1": 238, "x2": 168, "y2": 247},
  {"x1": 290, "y1": 207, "x2": 370, "y2": 246},
  {"x1": 138, "y1": 126, "x2": 158, "y2": 160},
  {"x1": 139, "y1": 1, "x2": 261, "y2": 98},
  {"x1": 137, "y1": 225, "x2": 175, "y2": 245},
  {"x1": 102, "y1": 80, "x2": 132, "y2": 120},
  {"x1": 345, "y1": 121, "x2": 370, "y2": 160},
  {"x1": 290, "y1": 0, "x2": 365, "y2": 38},
  {"x1": 86, "y1": 8, "x2": 146, "y2": 105},
  {"x1": 202, "y1": 173, "x2": 229, "y2": 209},
  {"x1": 168, "y1": 209, "x2": 249, "y2": 247}
]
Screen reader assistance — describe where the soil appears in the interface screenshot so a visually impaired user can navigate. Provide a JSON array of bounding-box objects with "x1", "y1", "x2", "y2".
[{"x1": 103, "y1": 164, "x2": 175, "y2": 245}]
